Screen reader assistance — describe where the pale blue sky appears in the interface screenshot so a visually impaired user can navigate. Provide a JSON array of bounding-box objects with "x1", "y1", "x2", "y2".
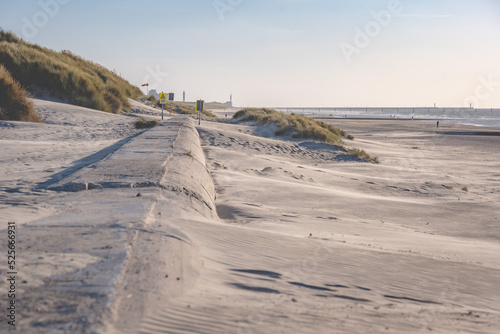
[{"x1": 1, "y1": 0, "x2": 499, "y2": 107}]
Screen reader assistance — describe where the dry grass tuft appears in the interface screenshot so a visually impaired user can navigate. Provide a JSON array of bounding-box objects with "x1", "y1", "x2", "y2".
[
  {"x1": 134, "y1": 118, "x2": 159, "y2": 129},
  {"x1": 0, "y1": 64, "x2": 41, "y2": 123},
  {"x1": 350, "y1": 148, "x2": 380, "y2": 164}
]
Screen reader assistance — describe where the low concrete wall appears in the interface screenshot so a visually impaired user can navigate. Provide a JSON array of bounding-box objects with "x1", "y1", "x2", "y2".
[
  {"x1": 16, "y1": 117, "x2": 218, "y2": 333},
  {"x1": 47, "y1": 117, "x2": 217, "y2": 217}
]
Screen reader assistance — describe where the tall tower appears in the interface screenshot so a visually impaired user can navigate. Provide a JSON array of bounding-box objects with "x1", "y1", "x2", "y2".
[{"x1": 183, "y1": 91, "x2": 186, "y2": 102}]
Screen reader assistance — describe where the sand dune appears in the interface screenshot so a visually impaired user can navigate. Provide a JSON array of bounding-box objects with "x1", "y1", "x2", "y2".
[{"x1": 1, "y1": 101, "x2": 499, "y2": 333}]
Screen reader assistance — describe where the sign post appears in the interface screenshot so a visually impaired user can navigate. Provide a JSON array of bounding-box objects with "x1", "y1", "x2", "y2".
[
  {"x1": 196, "y1": 100, "x2": 204, "y2": 125},
  {"x1": 168, "y1": 93, "x2": 174, "y2": 115},
  {"x1": 159, "y1": 92, "x2": 167, "y2": 120}
]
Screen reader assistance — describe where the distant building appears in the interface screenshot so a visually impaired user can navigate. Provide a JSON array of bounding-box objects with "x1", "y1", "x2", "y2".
[
  {"x1": 183, "y1": 91, "x2": 186, "y2": 102},
  {"x1": 225, "y1": 94, "x2": 233, "y2": 107},
  {"x1": 147, "y1": 89, "x2": 159, "y2": 100}
]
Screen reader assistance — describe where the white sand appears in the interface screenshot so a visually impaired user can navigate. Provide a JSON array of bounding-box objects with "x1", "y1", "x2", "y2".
[
  {"x1": 128, "y1": 119, "x2": 499, "y2": 334},
  {"x1": 1, "y1": 101, "x2": 499, "y2": 333},
  {"x1": 0, "y1": 99, "x2": 142, "y2": 226}
]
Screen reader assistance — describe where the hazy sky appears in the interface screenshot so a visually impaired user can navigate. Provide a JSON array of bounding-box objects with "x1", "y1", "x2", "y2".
[{"x1": 1, "y1": 0, "x2": 499, "y2": 107}]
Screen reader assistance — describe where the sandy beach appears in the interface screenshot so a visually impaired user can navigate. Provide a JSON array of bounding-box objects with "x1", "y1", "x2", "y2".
[{"x1": 1, "y1": 100, "x2": 499, "y2": 333}]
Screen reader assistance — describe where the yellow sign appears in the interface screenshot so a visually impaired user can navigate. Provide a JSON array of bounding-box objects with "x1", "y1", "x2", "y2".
[
  {"x1": 159, "y1": 92, "x2": 167, "y2": 104},
  {"x1": 196, "y1": 100, "x2": 204, "y2": 112}
]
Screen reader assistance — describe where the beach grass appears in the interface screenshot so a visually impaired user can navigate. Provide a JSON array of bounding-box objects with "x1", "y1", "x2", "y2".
[
  {"x1": 234, "y1": 108, "x2": 346, "y2": 145},
  {"x1": 134, "y1": 119, "x2": 159, "y2": 129},
  {"x1": 0, "y1": 64, "x2": 41, "y2": 123},
  {"x1": 234, "y1": 108, "x2": 379, "y2": 163},
  {"x1": 0, "y1": 29, "x2": 142, "y2": 114},
  {"x1": 157, "y1": 101, "x2": 216, "y2": 118},
  {"x1": 350, "y1": 148, "x2": 380, "y2": 164}
]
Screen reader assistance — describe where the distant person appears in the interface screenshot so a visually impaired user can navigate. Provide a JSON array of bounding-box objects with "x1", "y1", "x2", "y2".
[{"x1": 437, "y1": 121, "x2": 440, "y2": 129}]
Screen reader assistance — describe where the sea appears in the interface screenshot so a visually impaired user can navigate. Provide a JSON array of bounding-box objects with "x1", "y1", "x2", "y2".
[{"x1": 274, "y1": 107, "x2": 500, "y2": 128}]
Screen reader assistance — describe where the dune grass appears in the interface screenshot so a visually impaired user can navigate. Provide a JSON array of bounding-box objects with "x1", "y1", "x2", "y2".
[
  {"x1": 234, "y1": 108, "x2": 379, "y2": 163},
  {"x1": 234, "y1": 108, "x2": 347, "y2": 144},
  {"x1": 0, "y1": 65, "x2": 41, "y2": 123},
  {"x1": 351, "y1": 148, "x2": 380, "y2": 164},
  {"x1": 134, "y1": 118, "x2": 159, "y2": 129},
  {"x1": 0, "y1": 30, "x2": 142, "y2": 114},
  {"x1": 156, "y1": 101, "x2": 216, "y2": 118}
]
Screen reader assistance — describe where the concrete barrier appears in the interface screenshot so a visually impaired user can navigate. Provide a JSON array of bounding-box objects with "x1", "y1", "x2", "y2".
[
  {"x1": 16, "y1": 117, "x2": 218, "y2": 333},
  {"x1": 48, "y1": 117, "x2": 217, "y2": 216}
]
